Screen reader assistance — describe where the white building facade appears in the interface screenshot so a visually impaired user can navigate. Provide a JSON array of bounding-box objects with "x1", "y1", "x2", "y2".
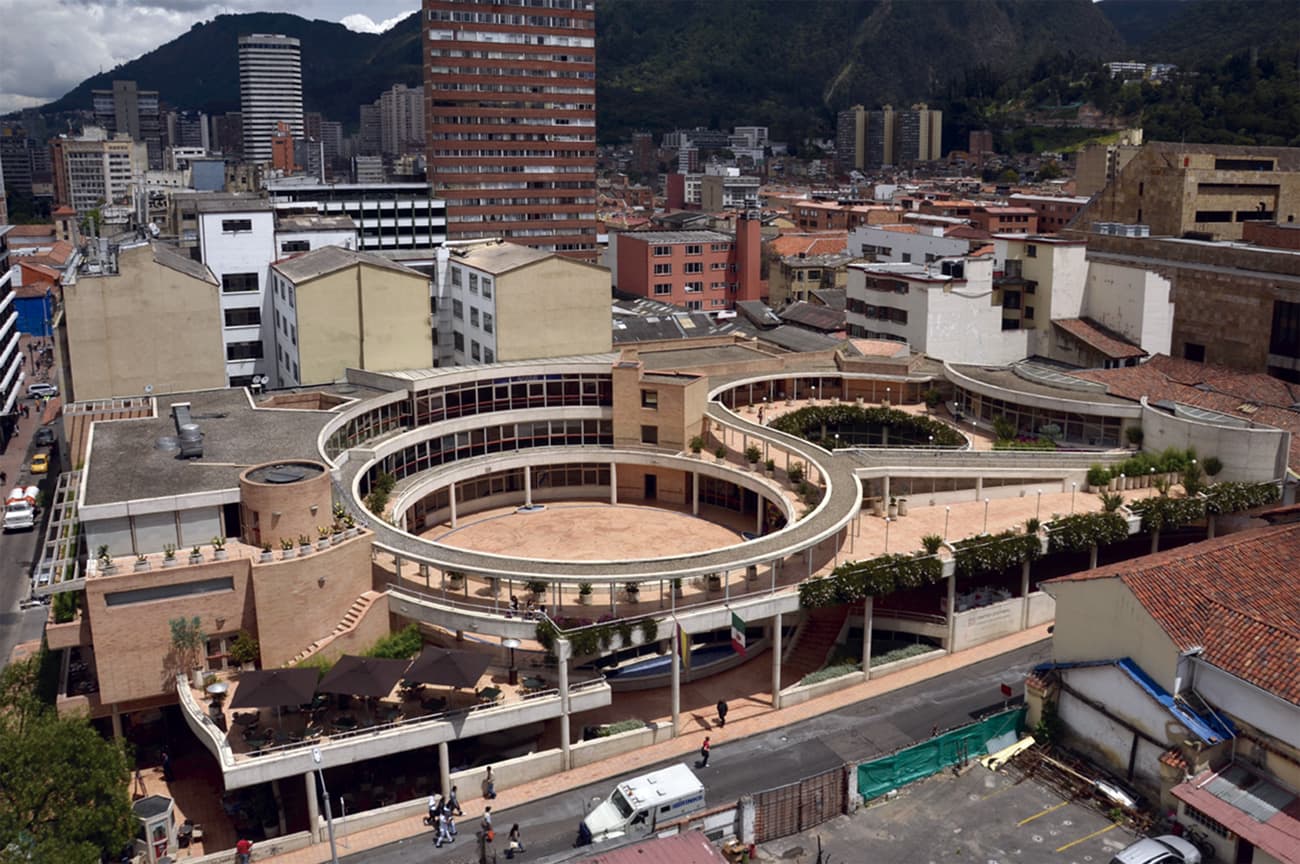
[
  {"x1": 266, "y1": 181, "x2": 447, "y2": 251},
  {"x1": 197, "y1": 200, "x2": 277, "y2": 387}
]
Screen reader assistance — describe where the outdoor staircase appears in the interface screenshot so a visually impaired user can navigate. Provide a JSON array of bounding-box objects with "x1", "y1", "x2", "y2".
[
  {"x1": 287, "y1": 590, "x2": 384, "y2": 667},
  {"x1": 782, "y1": 604, "x2": 851, "y2": 687}
]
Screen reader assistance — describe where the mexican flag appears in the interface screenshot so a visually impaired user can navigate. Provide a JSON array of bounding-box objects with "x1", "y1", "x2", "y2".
[{"x1": 730, "y1": 611, "x2": 746, "y2": 656}]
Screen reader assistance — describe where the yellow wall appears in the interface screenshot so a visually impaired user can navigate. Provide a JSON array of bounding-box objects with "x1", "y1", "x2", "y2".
[
  {"x1": 1046, "y1": 577, "x2": 1179, "y2": 685},
  {"x1": 495, "y1": 257, "x2": 611, "y2": 361},
  {"x1": 296, "y1": 262, "x2": 432, "y2": 385},
  {"x1": 63, "y1": 245, "x2": 227, "y2": 401}
]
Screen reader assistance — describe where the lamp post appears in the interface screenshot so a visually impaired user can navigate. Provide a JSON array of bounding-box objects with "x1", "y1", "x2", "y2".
[
  {"x1": 502, "y1": 637, "x2": 521, "y2": 685},
  {"x1": 944, "y1": 506, "x2": 951, "y2": 541},
  {"x1": 883, "y1": 516, "x2": 891, "y2": 553},
  {"x1": 928, "y1": 435, "x2": 934, "y2": 448},
  {"x1": 833, "y1": 433, "x2": 840, "y2": 450},
  {"x1": 1119, "y1": 473, "x2": 1126, "y2": 495},
  {"x1": 983, "y1": 497, "x2": 990, "y2": 534},
  {"x1": 1071, "y1": 481, "x2": 1077, "y2": 514},
  {"x1": 312, "y1": 748, "x2": 340, "y2": 864},
  {"x1": 1149, "y1": 466, "x2": 1156, "y2": 497},
  {"x1": 1036, "y1": 488, "x2": 1042, "y2": 520},
  {"x1": 885, "y1": 386, "x2": 891, "y2": 407}
]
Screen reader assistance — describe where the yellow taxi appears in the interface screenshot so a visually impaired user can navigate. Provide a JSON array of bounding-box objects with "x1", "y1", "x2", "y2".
[{"x1": 29, "y1": 453, "x2": 50, "y2": 474}]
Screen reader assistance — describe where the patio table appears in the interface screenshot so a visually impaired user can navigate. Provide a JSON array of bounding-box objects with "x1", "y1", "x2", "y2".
[{"x1": 477, "y1": 686, "x2": 503, "y2": 703}]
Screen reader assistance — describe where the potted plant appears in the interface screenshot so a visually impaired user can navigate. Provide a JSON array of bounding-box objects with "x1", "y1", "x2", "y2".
[
  {"x1": 577, "y1": 581, "x2": 592, "y2": 605},
  {"x1": 188, "y1": 545, "x2": 202, "y2": 565},
  {"x1": 672, "y1": 577, "x2": 684, "y2": 598},
  {"x1": 921, "y1": 534, "x2": 944, "y2": 556},
  {"x1": 1203, "y1": 456, "x2": 1223, "y2": 478},
  {"x1": 169, "y1": 616, "x2": 206, "y2": 689},
  {"x1": 764, "y1": 457, "x2": 776, "y2": 477},
  {"x1": 897, "y1": 497, "x2": 909, "y2": 516},
  {"x1": 871, "y1": 496, "x2": 884, "y2": 516},
  {"x1": 445, "y1": 570, "x2": 465, "y2": 590},
  {"x1": 229, "y1": 630, "x2": 260, "y2": 671},
  {"x1": 316, "y1": 526, "x2": 331, "y2": 551},
  {"x1": 280, "y1": 537, "x2": 296, "y2": 559},
  {"x1": 134, "y1": 553, "x2": 150, "y2": 573},
  {"x1": 212, "y1": 535, "x2": 227, "y2": 560},
  {"x1": 624, "y1": 581, "x2": 640, "y2": 602},
  {"x1": 1086, "y1": 464, "x2": 1110, "y2": 492},
  {"x1": 1125, "y1": 426, "x2": 1144, "y2": 449},
  {"x1": 689, "y1": 435, "x2": 704, "y2": 458},
  {"x1": 343, "y1": 513, "x2": 358, "y2": 537},
  {"x1": 97, "y1": 545, "x2": 116, "y2": 574},
  {"x1": 887, "y1": 497, "x2": 899, "y2": 519},
  {"x1": 331, "y1": 521, "x2": 345, "y2": 544},
  {"x1": 744, "y1": 444, "x2": 762, "y2": 470},
  {"x1": 714, "y1": 445, "x2": 727, "y2": 464},
  {"x1": 298, "y1": 534, "x2": 312, "y2": 555},
  {"x1": 526, "y1": 579, "x2": 547, "y2": 602},
  {"x1": 163, "y1": 544, "x2": 178, "y2": 567},
  {"x1": 706, "y1": 573, "x2": 723, "y2": 591},
  {"x1": 787, "y1": 462, "x2": 805, "y2": 485},
  {"x1": 259, "y1": 542, "x2": 273, "y2": 563}
]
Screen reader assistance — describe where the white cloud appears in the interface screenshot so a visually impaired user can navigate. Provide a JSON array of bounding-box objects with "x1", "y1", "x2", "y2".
[{"x1": 339, "y1": 12, "x2": 410, "y2": 34}]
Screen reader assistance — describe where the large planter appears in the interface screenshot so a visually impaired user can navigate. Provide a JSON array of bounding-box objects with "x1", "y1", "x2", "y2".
[
  {"x1": 897, "y1": 498, "x2": 909, "y2": 516},
  {"x1": 191, "y1": 669, "x2": 206, "y2": 690},
  {"x1": 577, "y1": 592, "x2": 591, "y2": 606},
  {"x1": 317, "y1": 539, "x2": 330, "y2": 551},
  {"x1": 299, "y1": 545, "x2": 312, "y2": 557},
  {"x1": 748, "y1": 461, "x2": 759, "y2": 472},
  {"x1": 887, "y1": 504, "x2": 899, "y2": 519},
  {"x1": 281, "y1": 548, "x2": 296, "y2": 560},
  {"x1": 213, "y1": 548, "x2": 228, "y2": 561},
  {"x1": 187, "y1": 554, "x2": 202, "y2": 566},
  {"x1": 163, "y1": 557, "x2": 178, "y2": 568},
  {"x1": 706, "y1": 574, "x2": 723, "y2": 592},
  {"x1": 134, "y1": 560, "x2": 151, "y2": 573},
  {"x1": 260, "y1": 552, "x2": 274, "y2": 563},
  {"x1": 332, "y1": 533, "x2": 344, "y2": 546}
]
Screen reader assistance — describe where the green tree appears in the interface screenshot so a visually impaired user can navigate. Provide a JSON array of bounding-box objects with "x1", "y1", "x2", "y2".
[{"x1": 0, "y1": 654, "x2": 134, "y2": 862}]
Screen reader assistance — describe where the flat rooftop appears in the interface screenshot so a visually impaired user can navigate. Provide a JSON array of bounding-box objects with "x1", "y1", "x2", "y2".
[
  {"x1": 82, "y1": 389, "x2": 338, "y2": 507},
  {"x1": 638, "y1": 344, "x2": 775, "y2": 371},
  {"x1": 949, "y1": 363, "x2": 1135, "y2": 406}
]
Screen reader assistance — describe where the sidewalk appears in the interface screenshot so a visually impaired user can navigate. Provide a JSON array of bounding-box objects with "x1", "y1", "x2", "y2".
[
  {"x1": 0, "y1": 335, "x2": 56, "y2": 491},
  {"x1": 261, "y1": 623, "x2": 1052, "y2": 864}
]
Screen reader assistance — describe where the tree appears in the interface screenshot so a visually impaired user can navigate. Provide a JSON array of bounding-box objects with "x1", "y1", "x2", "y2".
[{"x1": 0, "y1": 654, "x2": 134, "y2": 862}]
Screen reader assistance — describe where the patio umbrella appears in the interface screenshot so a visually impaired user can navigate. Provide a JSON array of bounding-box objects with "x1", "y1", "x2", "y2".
[
  {"x1": 317, "y1": 655, "x2": 411, "y2": 699},
  {"x1": 403, "y1": 646, "x2": 493, "y2": 690},
  {"x1": 227, "y1": 667, "x2": 320, "y2": 729}
]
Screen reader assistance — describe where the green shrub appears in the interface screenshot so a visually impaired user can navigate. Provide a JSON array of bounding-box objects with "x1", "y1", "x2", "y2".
[
  {"x1": 952, "y1": 530, "x2": 1042, "y2": 579},
  {"x1": 1125, "y1": 426, "x2": 1144, "y2": 446},
  {"x1": 1086, "y1": 464, "x2": 1112, "y2": 488},
  {"x1": 1204, "y1": 481, "x2": 1279, "y2": 514},
  {"x1": 768, "y1": 404, "x2": 964, "y2": 448},
  {"x1": 1129, "y1": 496, "x2": 1205, "y2": 532},
  {"x1": 787, "y1": 462, "x2": 805, "y2": 483},
  {"x1": 992, "y1": 415, "x2": 1017, "y2": 440},
  {"x1": 52, "y1": 591, "x2": 79, "y2": 624},
  {"x1": 800, "y1": 553, "x2": 943, "y2": 607},
  {"x1": 799, "y1": 662, "x2": 860, "y2": 686},
  {"x1": 1202, "y1": 456, "x2": 1224, "y2": 477},
  {"x1": 229, "y1": 630, "x2": 260, "y2": 666},
  {"x1": 1098, "y1": 491, "x2": 1125, "y2": 513},
  {"x1": 871, "y1": 643, "x2": 936, "y2": 666},
  {"x1": 365, "y1": 624, "x2": 424, "y2": 660},
  {"x1": 1047, "y1": 512, "x2": 1130, "y2": 553},
  {"x1": 688, "y1": 435, "x2": 704, "y2": 453},
  {"x1": 745, "y1": 444, "x2": 762, "y2": 463},
  {"x1": 597, "y1": 719, "x2": 646, "y2": 737},
  {"x1": 920, "y1": 534, "x2": 944, "y2": 555}
]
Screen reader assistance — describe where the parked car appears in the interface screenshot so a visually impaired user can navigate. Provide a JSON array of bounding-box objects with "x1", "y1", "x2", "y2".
[
  {"x1": 33, "y1": 426, "x2": 55, "y2": 447},
  {"x1": 27, "y1": 382, "x2": 57, "y2": 399},
  {"x1": 29, "y1": 453, "x2": 49, "y2": 474},
  {"x1": 1110, "y1": 835, "x2": 1202, "y2": 864}
]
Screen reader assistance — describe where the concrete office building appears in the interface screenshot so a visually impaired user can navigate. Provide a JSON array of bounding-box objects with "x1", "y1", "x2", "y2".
[
  {"x1": 239, "y1": 34, "x2": 304, "y2": 165},
  {"x1": 92, "y1": 81, "x2": 163, "y2": 169},
  {"x1": 55, "y1": 242, "x2": 227, "y2": 401},
  {"x1": 268, "y1": 246, "x2": 433, "y2": 387},
  {"x1": 57, "y1": 135, "x2": 147, "y2": 215},
  {"x1": 378, "y1": 84, "x2": 425, "y2": 157},
  {"x1": 266, "y1": 180, "x2": 447, "y2": 251},
  {"x1": 443, "y1": 241, "x2": 610, "y2": 366},
  {"x1": 423, "y1": 0, "x2": 598, "y2": 257}
]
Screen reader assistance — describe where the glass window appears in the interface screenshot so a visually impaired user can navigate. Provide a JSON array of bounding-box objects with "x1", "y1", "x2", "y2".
[
  {"x1": 471, "y1": 340, "x2": 481, "y2": 362},
  {"x1": 653, "y1": 283, "x2": 672, "y2": 295},
  {"x1": 470, "y1": 273, "x2": 479, "y2": 293},
  {"x1": 482, "y1": 278, "x2": 492, "y2": 298},
  {"x1": 280, "y1": 240, "x2": 309, "y2": 253},
  {"x1": 453, "y1": 299, "x2": 464, "y2": 319},
  {"x1": 641, "y1": 389, "x2": 658, "y2": 409},
  {"x1": 483, "y1": 312, "x2": 493, "y2": 333},
  {"x1": 221, "y1": 218, "x2": 252, "y2": 233},
  {"x1": 221, "y1": 273, "x2": 259, "y2": 293},
  {"x1": 470, "y1": 307, "x2": 480, "y2": 327},
  {"x1": 223, "y1": 307, "x2": 260, "y2": 327},
  {"x1": 653, "y1": 263, "x2": 672, "y2": 275}
]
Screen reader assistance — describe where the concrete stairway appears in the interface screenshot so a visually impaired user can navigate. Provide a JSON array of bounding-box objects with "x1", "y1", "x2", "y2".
[
  {"x1": 781, "y1": 604, "x2": 851, "y2": 687},
  {"x1": 287, "y1": 590, "x2": 383, "y2": 667}
]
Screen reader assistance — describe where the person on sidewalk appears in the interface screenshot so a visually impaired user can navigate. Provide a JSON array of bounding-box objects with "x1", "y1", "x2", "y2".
[
  {"x1": 435, "y1": 809, "x2": 454, "y2": 848},
  {"x1": 481, "y1": 806, "x2": 494, "y2": 843},
  {"x1": 716, "y1": 699, "x2": 728, "y2": 728},
  {"x1": 506, "y1": 823, "x2": 525, "y2": 858},
  {"x1": 427, "y1": 792, "x2": 441, "y2": 826},
  {"x1": 235, "y1": 837, "x2": 252, "y2": 864},
  {"x1": 447, "y1": 784, "x2": 463, "y2": 816},
  {"x1": 698, "y1": 735, "x2": 711, "y2": 768},
  {"x1": 484, "y1": 766, "x2": 497, "y2": 799}
]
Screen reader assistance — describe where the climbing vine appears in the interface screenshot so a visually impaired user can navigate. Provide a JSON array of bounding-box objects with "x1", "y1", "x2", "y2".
[
  {"x1": 1204, "y1": 481, "x2": 1279, "y2": 515},
  {"x1": 1046, "y1": 512, "x2": 1129, "y2": 553},
  {"x1": 1128, "y1": 496, "x2": 1205, "y2": 532},
  {"x1": 951, "y1": 530, "x2": 1042, "y2": 579},
  {"x1": 799, "y1": 553, "x2": 944, "y2": 608}
]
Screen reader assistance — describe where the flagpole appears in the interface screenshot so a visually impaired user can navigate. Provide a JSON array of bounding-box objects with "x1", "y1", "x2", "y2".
[{"x1": 670, "y1": 617, "x2": 681, "y2": 737}]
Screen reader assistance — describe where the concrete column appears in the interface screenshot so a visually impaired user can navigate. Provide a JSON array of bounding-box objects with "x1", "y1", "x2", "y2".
[
  {"x1": 861, "y1": 597, "x2": 873, "y2": 680},
  {"x1": 693, "y1": 472, "x2": 700, "y2": 515},
  {"x1": 524, "y1": 465, "x2": 533, "y2": 508},
  {"x1": 393, "y1": 553, "x2": 402, "y2": 581},
  {"x1": 755, "y1": 503, "x2": 763, "y2": 534},
  {"x1": 882, "y1": 475, "x2": 890, "y2": 504},
  {"x1": 306, "y1": 771, "x2": 320, "y2": 844},
  {"x1": 449, "y1": 481, "x2": 458, "y2": 528},
  {"x1": 974, "y1": 477, "x2": 983, "y2": 500},
  {"x1": 1150, "y1": 529, "x2": 1160, "y2": 555},
  {"x1": 438, "y1": 741, "x2": 451, "y2": 798},
  {"x1": 272, "y1": 778, "x2": 287, "y2": 838},
  {"x1": 1020, "y1": 560, "x2": 1031, "y2": 630},
  {"x1": 1207, "y1": 514, "x2": 1217, "y2": 539},
  {"x1": 771, "y1": 612, "x2": 783, "y2": 709},
  {"x1": 946, "y1": 573, "x2": 957, "y2": 654},
  {"x1": 724, "y1": 570, "x2": 730, "y2": 601},
  {"x1": 110, "y1": 705, "x2": 123, "y2": 740},
  {"x1": 610, "y1": 463, "x2": 618, "y2": 505},
  {"x1": 671, "y1": 625, "x2": 682, "y2": 735},
  {"x1": 1088, "y1": 545, "x2": 1098, "y2": 569},
  {"x1": 771, "y1": 560, "x2": 778, "y2": 593},
  {"x1": 557, "y1": 639, "x2": 572, "y2": 770}
]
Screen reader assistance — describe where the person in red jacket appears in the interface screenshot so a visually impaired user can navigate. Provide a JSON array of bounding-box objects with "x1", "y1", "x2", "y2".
[{"x1": 235, "y1": 837, "x2": 252, "y2": 864}]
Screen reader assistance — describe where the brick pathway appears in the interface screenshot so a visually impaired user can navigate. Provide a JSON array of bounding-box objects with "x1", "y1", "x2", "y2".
[{"x1": 260, "y1": 623, "x2": 1050, "y2": 864}]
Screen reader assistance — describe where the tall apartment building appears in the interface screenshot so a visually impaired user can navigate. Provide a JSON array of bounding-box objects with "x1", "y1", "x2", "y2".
[
  {"x1": 838, "y1": 104, "x2": 943, "y2": 171},
  {"x1": 358, "y1": 103, "x2": 382, "y2": 156},
  {"x1": 56, "y1": 135, "x2": 147, "y2": 214},
  {"x1": 378, "y1": 84, "x2": 425, "y2": 156},
  {"x1": 0, "y1": 132, "x2": 33, "y2": 199},
  {"x1": 239, "y1": 34, "x2": 304, "y2": 164},
  {"x1": 92, "y1": 80, "x2": 163, "y2": 169},
  {"x1": 836, "y1": 105, "x2": 867, "y2": 173},
  {"x1": 423, "y1": 0, "x2": 598, "y2": 258},
  {"x1": 266, "y1": 179, "x2": 447, "y2": 250},
  {"x1": 0, "y1": 149, "x2": 7, "y2": 224},
  {"x1": 212, "y1": 112, "x2": 244, "y2": 157},
  {"x1": 168, "y1": 110, "x2": 210, "y2": 150}
]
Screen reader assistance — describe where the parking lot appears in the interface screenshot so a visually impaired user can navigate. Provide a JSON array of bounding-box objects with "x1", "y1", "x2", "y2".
[{"x1": 759, "y1": 763, "x2": 1137, "y2": 864}]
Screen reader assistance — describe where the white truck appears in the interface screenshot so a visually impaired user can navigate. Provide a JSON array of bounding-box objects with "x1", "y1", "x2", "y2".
[
  {"x1": 579, "y1": 763, "x2": 706, "y2": 844},
  {"x1": 3, "y1": 486, "x2": 40, "y2": 532}
]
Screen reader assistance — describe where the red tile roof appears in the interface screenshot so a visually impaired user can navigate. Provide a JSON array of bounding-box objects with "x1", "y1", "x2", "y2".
[
  {"x1": 1173, "y1": 768, "x2": 1300, "y2": 863},
  {"x1": 1074, "y1": 355, "x2": 1300, "y2": 473},
  {"x1": 1053, "y1": 318, "x2": 1147, "y2": 360},
  {"x1": 1158, "y1": 748, "x2": 1188, "y2": 771},
  {"x1": 1046, "y1": 524, "x2": 1300, "y2": 704},
  {"x1": 769, "y1": 232, "x2": 848, "y2": 258}
]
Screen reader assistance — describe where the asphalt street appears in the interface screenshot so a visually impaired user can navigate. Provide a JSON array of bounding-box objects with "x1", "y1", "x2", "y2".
[
  {"x1": 0, "y1": 431, "x2": 53, "y2": 672},
  {"x1": 340, "y1": 638, "x2": 1052, "y2": 864}
]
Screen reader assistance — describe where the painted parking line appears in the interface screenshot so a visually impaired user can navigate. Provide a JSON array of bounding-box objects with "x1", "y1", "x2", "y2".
[
  {"x1": 1055, "y1": 822, "x2": 1119, "y2": 852},
  {"x1": 1018, "y1": 800, "x2": 1069, "y2": 826}
]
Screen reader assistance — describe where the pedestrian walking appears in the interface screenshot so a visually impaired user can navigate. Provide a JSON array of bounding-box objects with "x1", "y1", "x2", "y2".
[
  {"x1": 698, "y1": 735, "x2": 711, "y2": 768},
  {"x1": 235, "y1": 837, "x2": 252, "y2": 864},
  {"x1": 506, "y1": 824, "x2": 525, "y2": 858},
  {"x1": 716, "y1": 699, "x2": 728, "y2": 728},
  {"x1": 446, "y1": 808, "x2": 457, "y2": 839},
  {"x1": 757, "y1": 406, "x2": 765, "y2": 424},
  {"x1": 161, "y1": 750, "x2": 174, "y2": 782},
  {"x1": 435, "y1": 810, "x2": 454, "y2": 847},
  {"x1": 481, "y1": 806, "x2": 494, "y2": 843},
  {"x1": 427, "y1": 792, "x2": 442, "y2": 826},
  {"x1": 484, "y1": 766, "x2": 497, "y2": 799},
  {"x1": 448, "y1": 784, "x2": 464, "y2": 816}
]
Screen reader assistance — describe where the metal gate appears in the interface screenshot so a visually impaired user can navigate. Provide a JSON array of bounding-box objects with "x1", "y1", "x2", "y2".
[{"x1": 753, "y1": 765, "x2": 847, "y2": 842}]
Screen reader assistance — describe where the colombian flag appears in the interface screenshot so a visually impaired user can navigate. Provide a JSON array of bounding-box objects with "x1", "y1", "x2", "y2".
[{"x1": 677, "y1": 622, "x2": 690, "y2": 670}]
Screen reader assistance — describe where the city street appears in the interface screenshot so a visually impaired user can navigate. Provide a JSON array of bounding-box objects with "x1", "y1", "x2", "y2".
[{"x1": 338, "y1": 639, "x2": 1051, "y2": 864}]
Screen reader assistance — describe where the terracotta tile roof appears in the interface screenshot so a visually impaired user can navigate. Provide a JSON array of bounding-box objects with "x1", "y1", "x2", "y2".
[
  {"x1": 944, "y1": 225, "x2": 989, "y2": 240},
  {"x1": 1159, "y1": 747, "x2": 1189, "y2": 771},
  {"x1": 880, "y1": 224, "x2": 919, "y2": 234},
  {"x1": 1074, "y1": 355, "x2": 1300, "y2": 473},
  {"x1": 768, "y1": 232, "x2": 848, "y2": 258},
  {"x1": 1053, "y1": 318, "x2": 1147, "y2": 360},
  {"x1": 1045, "y1": 524, "x2": 1300, "y2": 705},
  {"x1": 4, "y1": 224, "x2": 57, "y2": 241}
]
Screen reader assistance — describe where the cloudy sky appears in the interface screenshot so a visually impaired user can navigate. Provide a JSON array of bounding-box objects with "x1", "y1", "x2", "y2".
[{"x1": 0, "y1": 0, "x2": 418, "y2": 114}]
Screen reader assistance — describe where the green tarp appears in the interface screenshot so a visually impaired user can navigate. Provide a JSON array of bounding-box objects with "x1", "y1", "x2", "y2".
[{"x1": 857, "y1": 706, "x2": 1026, "y2": 802}]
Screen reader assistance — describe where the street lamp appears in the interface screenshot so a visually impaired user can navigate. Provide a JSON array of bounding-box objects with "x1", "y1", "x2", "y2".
[
  {"x1": 312, "y1": 748, "x2": 340, "y2": 864},
  {"x1": 1036, "y1": 488, "x2": 1042, "y2": 519},
  {"x1": 983, "y1": 497, "x2": 990, "y2": 534},
  {"x1": 944, "y1": 506, "x2": 951, "y2": 540},
  {"x1": 1071, "y1": 481, "x2": 1077, "y2": 514},
  {"x1": 833, "y1": 433, "x2": 840, "y2": 450},
  {"x1": 883, "y1": 516, "x2": 891, "y2": 553},
  {"x1": 928, "y1": 435, "x2": 934, "y2": 448},
  {"x1": 885, "y1": 386, "x2": 891, "y2": 406},
  {"x1": 502, "y1": 637, "x2": 521, "y2": 685},
  {"x1": 1149, "y1": 466, "x2": 1156, "y2": 497}
]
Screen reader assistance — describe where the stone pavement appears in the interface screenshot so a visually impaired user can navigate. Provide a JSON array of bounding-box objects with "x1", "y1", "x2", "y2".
[{"x1": 260, "y1": 623, "x2": 1052, "y2": 864}]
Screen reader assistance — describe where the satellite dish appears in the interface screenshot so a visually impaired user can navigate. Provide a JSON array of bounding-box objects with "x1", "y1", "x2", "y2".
[
  {"x1": 144, "y1": 384, "x2": 154, "y2": 394},
  {"x1": 255, "y1": 374, "x2": 269, "y2": 385}
]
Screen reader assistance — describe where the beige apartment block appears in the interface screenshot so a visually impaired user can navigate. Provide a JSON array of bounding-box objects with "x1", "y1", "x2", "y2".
[
  {"x1": 58, "y1": 241, "x2": 227, "y2": 401},
  {"x1": 270, "y1": 246, "x2": 433, "y2": 386}
]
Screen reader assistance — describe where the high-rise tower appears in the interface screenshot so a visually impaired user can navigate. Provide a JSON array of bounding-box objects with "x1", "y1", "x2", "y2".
[
  {"x1": 423, "y1": 0, "x2": 598, "y2": 258},
  {"x1": 239, "y1": 34, "x2": 304, "y2": 165}
]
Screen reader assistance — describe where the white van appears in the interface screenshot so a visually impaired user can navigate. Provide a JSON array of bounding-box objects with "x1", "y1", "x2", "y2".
[
  {"x1": 3, "y1": 486, "x2": 40, "y2": 532},
  {"x1": 580, "y1": 763, "x2": 705, "y2": 843}
]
